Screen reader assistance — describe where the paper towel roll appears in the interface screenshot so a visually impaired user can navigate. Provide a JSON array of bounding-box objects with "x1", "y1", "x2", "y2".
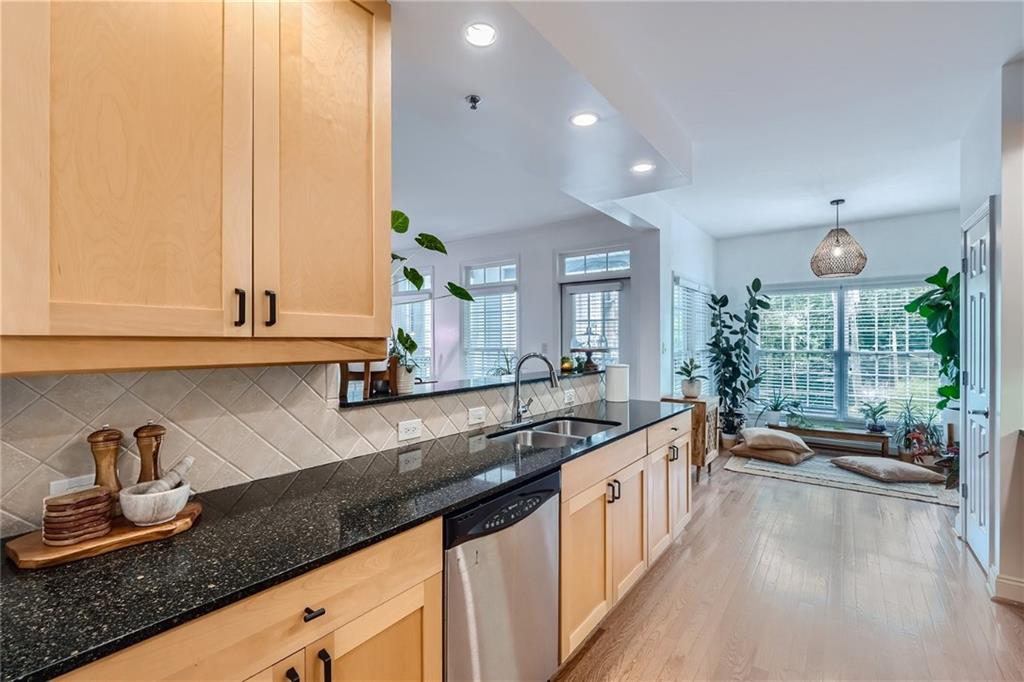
[{"x1": 605, "y1": 364, "x2": 629, "y2": 402}]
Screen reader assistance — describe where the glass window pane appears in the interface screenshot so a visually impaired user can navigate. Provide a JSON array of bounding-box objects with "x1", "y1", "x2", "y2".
[
  {"x1": 463, "y1": 291, "x2": 518, "y2": 378},
  {"x1": 391, "y1": 298, "x2": 432, "y2": 381},
  {"x1": 607, "y1": 250, "x2": 630, "y2": 271},
  {"x1": 564, "y1": 256, "x2": 586, "y2": 275},
  {"x1": 501, "y1": 264, "x2": 517, "y2": 282},
  {"x1": 584, "y1": 253, "x2": 607, "y2": 273},
  {"x1": 484, "y1": 266, "x2": 501, "y2": 284},
  {"x1": 468, "y1": 267, "x2": 484, "y2": 286}
]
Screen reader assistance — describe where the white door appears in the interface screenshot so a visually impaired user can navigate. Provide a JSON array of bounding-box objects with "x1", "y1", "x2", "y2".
[{"x1": 961, "y1": 197, "x2": 994, "y2": 570}]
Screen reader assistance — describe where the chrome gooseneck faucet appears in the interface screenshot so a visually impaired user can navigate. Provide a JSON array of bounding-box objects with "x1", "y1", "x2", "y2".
[{"x1": 508, "y1": 352, "x2": 560, "y2": 426}]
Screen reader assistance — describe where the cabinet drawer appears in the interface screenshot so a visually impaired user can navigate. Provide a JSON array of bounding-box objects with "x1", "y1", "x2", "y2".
[
  {"x1": 647, "y1": 412, "x2": 692, "y2": 452},
  {"x1": 62, "y1": 519, "x2": 442, "y2": 681},
  {"x1": 562, "y1": 431, "x2": 647, "y2": 500}
]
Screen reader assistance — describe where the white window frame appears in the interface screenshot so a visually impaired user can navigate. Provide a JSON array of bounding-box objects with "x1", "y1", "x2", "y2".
[
  {"x1": 762, "y1": 275, "x2": 942, "y2": 422},
  {"x1": 392, "y1": 266, "x2": 434, "y2": 379},
  {"x1": 560, "y1": 279, "x2": 630, "y2": 368},
  {"x1": 558, "y1": 245, "x2": 632, "y2": 283},
  {"x1": 671, "y1": 275, "x2": 715, "y2": 395},
  {"x1": 461, "y1": 257, "x2": 520, "y2": 378}
]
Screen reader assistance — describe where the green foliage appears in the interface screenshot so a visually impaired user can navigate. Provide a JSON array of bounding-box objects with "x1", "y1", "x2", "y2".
[
  {"x1": 905, "y1": 266, "x2": 960, "y2": 408},
  {"x1": 389, "y1": 328, "x2": 419, "y2": 370},
  {"x1": 391, "y1": 210, "x2": 410, "y2": 234},
  {"x1": 755, "y1": 389, "x2": 797, "y2": 425},
  {"x1": 414, "y1": 233, "x2": 447, "y2": 254},
  {"x1": 675, "y1": 357, "x2": 707, "y2": 381},
  {"x1": 490, "y1": 349, "x2": 516, "y2": 376},
  {"x1": 445, "y1": 282, "x2": 473, "y2": 301},
  {"x1": 859, "y1": 400, "x2": 889, "y2": 425},
  {"x1": 402, "y1": 266, "x2": 424, "y2": 290},
  {"x1": 707, "y1": 278, "x2": 770, "y2": 434}
]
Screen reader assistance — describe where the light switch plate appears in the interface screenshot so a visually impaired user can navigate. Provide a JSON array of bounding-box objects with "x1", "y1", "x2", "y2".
[
  {"x1": 398, "y1": 418, "x2": 423, "y2": 441},
  {"x1": 49, "y1": 474, "x2": 95, "y2": 497},
  {"x1": 563, "y1": 389, "x2": 577, "y2": 406},
  {"x1": 467, "y1": 406, "x2": 487, "y2": 425}
]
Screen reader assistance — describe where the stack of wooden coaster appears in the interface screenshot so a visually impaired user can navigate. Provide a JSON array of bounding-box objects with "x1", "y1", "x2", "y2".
[{"x1": 42, "y1": 486, "x2": 113, "y2": 547}]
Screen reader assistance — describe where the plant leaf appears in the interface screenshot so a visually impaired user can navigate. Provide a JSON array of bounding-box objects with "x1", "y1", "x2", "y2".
[
  {"x1": 414, "y1": 232, "x2": 448, "y2": 255},
  {"x1": 403, "y1": 266, "x2": 424, "y2": 290},
  {"x1": 924, "y1": 266, "x2": 949, "y2": 287},
  {"x1": 391, "y1": 252, "x2": 407, "y2": 263},
  {"x1": 446, "y1": 282, "x2": 474, "y2": 301},
  {"x1": 751, "y1": 277, "x2": 762, "y2": 292},
  {"x1": 391, "y1": 210, "x2": 410, "y2": 234},
  {"x1": 396, "y1": 327, "x2": 418, "y2": 354}
]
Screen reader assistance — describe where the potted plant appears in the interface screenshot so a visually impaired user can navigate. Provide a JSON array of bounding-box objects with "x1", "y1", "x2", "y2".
[
  {"x1": 389, "y1": 328, "x2": 418, "y2": 394},
  {"x1": 675, "y1": 358, "x2": 707, "y2": 398},
  {"x1": 905, "y1": 266, "x2": 960, "y2": 410},
  {"x1": 757, "y1": 389, "x2": 794, "y2": 426},
  {"x1": 894, "y1": 399, "x2": 944, "y2": 461},
  {"x1": 707, "y1": 278, "x2": 771, "y2": 450},
  {"x1": 490, "y1": 349, "x2": 516, "y2": 377},
  {"x1": 560, "y1": 356, "x2": 575, "y2": 373},
  {"x1": 859, "y1": 400, "x2": 889, "y2": 433}
]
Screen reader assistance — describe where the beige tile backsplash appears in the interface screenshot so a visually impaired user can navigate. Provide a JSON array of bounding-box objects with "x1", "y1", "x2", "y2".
[{"x1": 0, "y1": 366, "x2": 603, "y2": 535}]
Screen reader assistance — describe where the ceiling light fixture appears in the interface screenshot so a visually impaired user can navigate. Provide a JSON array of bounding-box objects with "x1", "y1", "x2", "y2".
[
  {"x1": 809, "y1": 199, "x2": 867, "y2": 278},
  {"x1": 464, "y1": 22, "x2": 497, "y2": 47},
  {"x1": 570, "y1": 112, "x2": 599, "y2": 127},
  {"x1": 631, "y1": 162, "x2": 655, "y2": 174}
]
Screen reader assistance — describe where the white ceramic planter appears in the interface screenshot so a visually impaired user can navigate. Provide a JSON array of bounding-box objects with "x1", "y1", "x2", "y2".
[
  {"x1": 396, "y1": 368, "x2": 415, "y2": 395},
  {"x1": 681, "y1": 379, "x2": 701, "y2": 398},
  {"x1": 764, "y1": 410, "x2": 782, "y2": 426}
]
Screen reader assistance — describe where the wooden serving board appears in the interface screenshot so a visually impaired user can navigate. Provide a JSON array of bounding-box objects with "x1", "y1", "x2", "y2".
[{"x1": 5, "y1": 502, "x2": 202, "y2": 569}]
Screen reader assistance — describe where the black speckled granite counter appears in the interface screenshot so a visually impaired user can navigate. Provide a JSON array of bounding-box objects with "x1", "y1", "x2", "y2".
[{"x1": 0, "y1": 399, "x2": 689, "y2": 681}]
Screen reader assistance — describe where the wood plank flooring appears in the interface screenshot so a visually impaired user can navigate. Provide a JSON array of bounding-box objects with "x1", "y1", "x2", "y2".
[{"x1": 556, "y1": 457, "x2": 1024, "y2": 681}]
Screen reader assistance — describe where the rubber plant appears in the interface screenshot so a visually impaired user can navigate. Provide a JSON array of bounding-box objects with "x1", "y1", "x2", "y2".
[
  {"x1": 390, "y1": 210, "x2": 472, "y2": 368},
  {"x1": 706, "y1": 278, "x2": 771, "y2": 435},
  {"x1": 904, "y1": 266, "x2": 960, "y2": 409}
]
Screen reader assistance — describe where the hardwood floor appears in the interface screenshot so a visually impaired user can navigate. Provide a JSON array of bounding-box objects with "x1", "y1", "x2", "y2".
[{"x1": 556, "y1": 457, "x2": 1024, "y2": 681}]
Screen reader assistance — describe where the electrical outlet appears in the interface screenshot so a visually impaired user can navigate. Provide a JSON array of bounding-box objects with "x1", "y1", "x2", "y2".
[
  {"x1": 49, "y1": 474, "x2": 95, "y2": 497},
  {"x1": 564, "y1": 388, "x2": 577, "y2": 406},
  {"x1": 397, "y1": 418, "x2": 423, "y2": 441},
  {"x1": 467, "y1": 406, "x2": 487, "y2": 425}
]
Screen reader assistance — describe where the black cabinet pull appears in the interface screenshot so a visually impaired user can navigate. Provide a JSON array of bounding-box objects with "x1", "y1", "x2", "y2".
[
  {"x1": 303, "y1": 606, "x2": 325, "y2": 622},
  {"x1": 265, "y1": 290, "x2": 277, "y2": 326},
  {"x1": 317, "y1": 649, "x2": 332, "y2": 682},
  {"x1": 612, "y1": 479, "x2": 622, "y2": 500},
  {"x1": 607, "y1": 482, "x2": 615, "y2": 504},
  {"x1": 233, "y1": 288, "x2": 246, "y2": 327},
  {"x1": 284, "y1": 667, "x2": 300, "y2": 682},
  {"x1": 669, "y1": 445, "x2": 679, "y2": 462}
]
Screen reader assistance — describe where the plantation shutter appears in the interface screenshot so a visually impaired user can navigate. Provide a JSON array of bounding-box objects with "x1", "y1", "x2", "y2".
[
  {"x1": 671, "y1": 280, "x2": 715, "y2": 393},
  {"x1": 463, "y1": 286, "x2": 518, "y2": 378},
  {"x1": 392, "y1": 295, "x2": 432, "y2": 380},
  {"x1": 565, "y1": 281, "x2": 622, "y2": 365}
]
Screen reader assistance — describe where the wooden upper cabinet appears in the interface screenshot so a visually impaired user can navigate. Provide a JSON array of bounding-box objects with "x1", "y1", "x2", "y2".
[
  {"x1": 1, "y1": 0, "x2": 254, "y2": 337},
  {"x1": 253, "y1": 0, "x2": 392, "y2": 339}
]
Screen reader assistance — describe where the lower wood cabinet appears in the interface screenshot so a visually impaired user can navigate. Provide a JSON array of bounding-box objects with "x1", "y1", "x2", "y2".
[
  {"x1": 647, "y1": 434, "x2": 692, "y2": 564},
  {"x1": 609, "y1": 457, "x2": 648, "y2": 602},
  {"x1": 245, "y1": 651, "x2": 304, "y2": 682},
  {"x1": 669, "y1": 436, "x2": 692, "y2": 539}
]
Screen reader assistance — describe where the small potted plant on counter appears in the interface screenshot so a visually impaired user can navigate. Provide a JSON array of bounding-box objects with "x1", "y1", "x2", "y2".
[
  {"x1": 757, "y1": 389, "x2": 795, "y2": 426},
  {"x1": 859, "y1": 400, "x2": 889, "y2": 433},
  {"x1": 560, "y1": 355, "x2": 575, "y2": 373},
  {"x1": 675, "y1": 358, "x2": 707, "y2": 398},
  {"x1": 389, "y1": 328, "x2": 418, "y2": 395}
]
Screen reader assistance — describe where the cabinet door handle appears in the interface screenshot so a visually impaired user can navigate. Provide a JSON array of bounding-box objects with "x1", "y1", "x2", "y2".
[
  {"x1": 233, "y1": 288, "x2": 246, "y2": 327},
  {"x1": 317, "y1": 649, "x2": 332, "y2": 682},
  {"x1": 612, "y1": 479, "x2": 622, "y2": 500},
  {"x1": 284, "y1": 667, "x2": 300, "y2": 682},
  {"x1": 607, "y1": 482, "x2": 615, "y2": 504},
  {"x1": 303, "y1": 606, "x2": 325, "y2": 622},
  {"x1": 669, "y1": 445, "x2": 678, "y2": 462},
  {"x1": 670, "y1": 426, "x2": 679, "y2": 432},
  {"x1": 265, "y1": 290, "x2": 277, "y2": 327}
]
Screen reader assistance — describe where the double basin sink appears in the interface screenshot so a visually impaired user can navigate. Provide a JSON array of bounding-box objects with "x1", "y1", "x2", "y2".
[{"x1": 487, "y1": 417, "x2": 620, "y2": 449}]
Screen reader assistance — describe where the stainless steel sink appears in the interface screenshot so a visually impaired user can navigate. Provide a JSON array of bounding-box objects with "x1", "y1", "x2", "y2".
[
  {"x1": 488, "y1": 429, "x2": 583, "y2": 449},
  {"x1": 530, "y1": 418, "x2": 619, "y2": 439}
]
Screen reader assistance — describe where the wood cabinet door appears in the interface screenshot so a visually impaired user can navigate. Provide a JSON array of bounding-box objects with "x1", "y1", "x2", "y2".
[
  {"x1": 559, "y1": 479, "x2": 614, "y2": 662},
  {"x1": 669, "y1": 437, "x2": 691, "y2": 538},
  {"x1": 244, "y1": 651, "x2": 304, "y2": 682},
  {"x1": 609, "y1": 458, "x2": 647, "y2": 603},
  {"x1": 253, "y1": 0, "x2": 391, "y2": 339},
  {"x1": 305, "y1": 574, "x2": 441, "y2": 682},
  {"x1": 646, "y1": 446, "x2": 672, "y2": 565},
  {"x1": 1, "y1": 0, "x2": 253, "y2": 336}
]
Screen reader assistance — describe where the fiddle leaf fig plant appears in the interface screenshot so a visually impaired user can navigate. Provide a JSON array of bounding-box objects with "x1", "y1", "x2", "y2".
[
  {"x1": 390, "y1": 210, "x2": 474, "y2": 369},
  {"x1": 905, "y1": 265, "x2": 960, "y2": 409}
]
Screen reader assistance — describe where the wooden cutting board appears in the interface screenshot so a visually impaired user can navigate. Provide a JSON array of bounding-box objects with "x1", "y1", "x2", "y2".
[{"x1": 5, "y1": 502, "x2": 202, "y2": 569}]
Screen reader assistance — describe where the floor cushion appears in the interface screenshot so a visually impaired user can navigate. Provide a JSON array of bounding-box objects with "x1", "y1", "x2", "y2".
[
  {"x1": 731, "y1": 443, "x2": 814, "y2": 465},
  {"x1": 739, "y1": 427, "x2": 814, "y2": 454},
  {"x1": 831, "y1": 456, "x2": 945, "y2": 483}
]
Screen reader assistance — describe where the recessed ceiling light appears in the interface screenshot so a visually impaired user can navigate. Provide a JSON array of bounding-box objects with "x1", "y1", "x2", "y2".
[
  {"x1": 465, "y1": 23, "x2": 497, "y2": 47},
  {"x1": 570, "y1": 112, "x2": 599, "y2": 127},
  {"x1": 631, "y1": 162, "x2": 656, "y2": 174}
]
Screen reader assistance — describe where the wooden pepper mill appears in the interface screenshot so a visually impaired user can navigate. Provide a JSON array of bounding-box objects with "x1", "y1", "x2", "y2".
[
  {"x1": 87, "y1": 426, "x2": 123, "y2": 512},
  {"x1": 134, "y1": 421, "x2": 166, "y2": 484}
]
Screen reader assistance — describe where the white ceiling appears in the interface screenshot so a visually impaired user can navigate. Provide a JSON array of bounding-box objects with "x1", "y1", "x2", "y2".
[{"x1": 394, "y1": 1, "x2": 1024, "y2": 242}]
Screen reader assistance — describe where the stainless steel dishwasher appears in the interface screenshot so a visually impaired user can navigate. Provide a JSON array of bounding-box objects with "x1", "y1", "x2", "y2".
[{"x1": 444, "y1": 470, "x2": 560, "y2": 682}]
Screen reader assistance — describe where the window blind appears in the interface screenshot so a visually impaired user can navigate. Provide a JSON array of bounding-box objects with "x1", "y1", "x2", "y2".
[
  {"x1": 392, "y1": 297, "x2": 432, "y2": 380},
  {"x1": 463, "y1": 286, "x2": 518, "y2": 378},
  {"x1": 566, "y1": 283, "x2": 621, "y2": 364},
  {"x1": 671, "y1": 280, "x2": 715, "y2": 393}
]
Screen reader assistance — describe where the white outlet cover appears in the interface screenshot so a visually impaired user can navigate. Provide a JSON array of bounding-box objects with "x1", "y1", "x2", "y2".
[
  {"x1": 467, "y1": 406, "x2": 487, "y2": 425},
  {"x1": 564, "y1": 389, "x2": 577, "y2": 405},
  {"x1": 397, "y1": 418, "x2": 423, "y2": 442},
  {"x1": 49, "y1": 474, "x2": 95, "y2": 497}
]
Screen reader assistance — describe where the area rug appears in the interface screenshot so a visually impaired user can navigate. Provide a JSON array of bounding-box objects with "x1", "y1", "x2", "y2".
[{"x1": 724, "y1": 453, "x2": 959, "y2": 507}]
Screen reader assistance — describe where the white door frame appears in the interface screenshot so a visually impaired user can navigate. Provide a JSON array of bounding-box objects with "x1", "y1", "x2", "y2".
[{"x1": 959, "y1": 196, "x2": 997, "y2": 572}]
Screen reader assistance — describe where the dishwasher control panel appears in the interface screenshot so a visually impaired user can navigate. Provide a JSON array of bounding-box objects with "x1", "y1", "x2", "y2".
[
  {"x1": 444, "y1": 470, "x2": 560, "y2": 548},
  {"x1": 482, "y1": 494, "x2": 543, "y2": 531}
]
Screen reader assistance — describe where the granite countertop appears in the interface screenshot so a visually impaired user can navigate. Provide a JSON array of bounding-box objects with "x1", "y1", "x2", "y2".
[
  {"x1": 1, "y1": 399, "x2": 690, "y2": 681},
  {"x1": 339, "y1": 368, "x2": 604, "y2": 406}
]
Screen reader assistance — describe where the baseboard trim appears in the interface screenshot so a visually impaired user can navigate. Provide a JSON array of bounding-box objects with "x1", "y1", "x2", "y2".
[{"x1": 989, "y1": 572, "x2": 1024, "y2": 606}]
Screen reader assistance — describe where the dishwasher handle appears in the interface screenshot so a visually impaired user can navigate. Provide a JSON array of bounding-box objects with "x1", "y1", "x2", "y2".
[{"x1": 444, "y1": 470, "x2": 560, "y2": 549}]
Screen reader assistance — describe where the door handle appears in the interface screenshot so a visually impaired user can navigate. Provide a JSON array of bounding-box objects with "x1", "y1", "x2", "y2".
[
  {"x1": 970, "y1": 409, "x2": 989, "y2": 418},
  {"x1": 607, "y1": 482, "x2": 615, "y2": 504},
  {"x1": 284, "y1": 668, "x2": 300, "y2": 682},
  {"x1": 978, "y1": 450, "x2": 989, "y2": 459},
  {"x1": 612, "y1": 479, "x2": 622, "y2": 500},
  {"x1": 233, "y1": 288, "x2": 246, "y2": 327},
  {"x1": 265, "y1": 290, "x2": 277, "y2": 327},
  {"x1": 317, "y1": 649, "x2": 332, "y2": 682}
]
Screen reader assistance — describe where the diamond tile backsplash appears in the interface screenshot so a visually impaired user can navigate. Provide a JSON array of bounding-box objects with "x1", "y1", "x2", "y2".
[{"x1": 0, "y1": 366, "x2": 603, "y2": 535}]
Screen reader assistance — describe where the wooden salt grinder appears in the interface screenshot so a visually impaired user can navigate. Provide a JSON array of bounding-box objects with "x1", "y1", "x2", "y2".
[
  {"x1": 87, "y1": 427, "x2": 123, "y2": 509},
  {"x1": 134, "y1": 421, "x2": 166, "y2": 484}
]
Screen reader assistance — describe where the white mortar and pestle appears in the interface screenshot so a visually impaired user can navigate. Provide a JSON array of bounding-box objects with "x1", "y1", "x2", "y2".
[{"x1": 119, "y1": 456, "x2": 195, "y2": 526}]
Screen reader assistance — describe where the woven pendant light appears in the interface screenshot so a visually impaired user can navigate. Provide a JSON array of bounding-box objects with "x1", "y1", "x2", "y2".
[{"x1": 810, "y1": 199, "x2": 867, "y2": 278}]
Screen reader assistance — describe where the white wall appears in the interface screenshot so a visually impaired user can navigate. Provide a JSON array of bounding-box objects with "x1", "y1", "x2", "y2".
[{"x1": 714, "y1": 210, "x2": 961, "y2": 303}]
